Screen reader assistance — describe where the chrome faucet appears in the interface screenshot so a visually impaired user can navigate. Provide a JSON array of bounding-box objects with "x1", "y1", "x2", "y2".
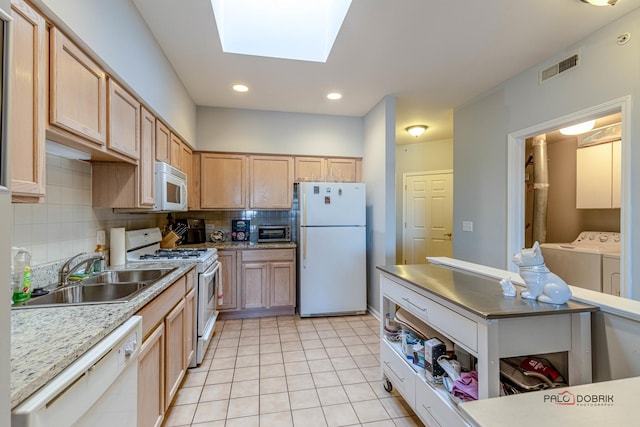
[{"x1": 58, "y1": 252, "x2": 105, "y2": 287}]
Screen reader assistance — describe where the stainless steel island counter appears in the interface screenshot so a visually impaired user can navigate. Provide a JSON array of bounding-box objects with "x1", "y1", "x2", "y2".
[{"x1": 377, "y1": 262, "x2": 597, "y2": 427}]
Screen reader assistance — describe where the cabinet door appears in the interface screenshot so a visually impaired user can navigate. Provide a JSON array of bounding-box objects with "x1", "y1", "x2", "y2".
[
  {"x1": 10, "y1": 0, "x2": 46, "y2": 201},
  {"x1": 190, "y1": 153, "x2": 201, "y2": 210},
  {"x1": 242, "y1": 262, "x2": 268, "y2": 309},
  {"x1": 50, "y1": 28, "x2": 107, "y2": 146},
  {"x1": 612, "y1": 140, "x2": 621, "y2": 208},
  {"x1": 576, "y1": 143, "x2": 612, "y2": 209},
  {"x1": 165, "y1": 298, "x2": 186, "y2": 409},
  {"x1": 218, "y1": 250, "x2": 238, "y2": 310},
  {"x1": 108, "y1": 79, "x2": 140, "y2": 159},
  {"x1": 269, "y1": 261, "x2": 295, "y2": 307},
  {"x1": 138, "y1": 323, "x2": 165, "y2": 427},
  {"x1": 294, "y1": 157, "x2": 326, "y2": 182},
  {"x1": 184, "y1": 288, "x2": 196, "y2": 368},
  {"x1": 169, "y1": 133, "x2": 182, "y2": 169},
  {"x1": 181, "y1": 144, "x2": 193, "y2": 208},
  {"x1": 200, "y1": 153, "x2": 247, "y2": 209},
  {"x1": 155, "y1": 120, "x2": 171, "y2": 163},
  {"x1": 326, "y1": 158, "x2": 357, "y2": 182},
  {"x1": 249, "y1": 155, "x2": 294, "y2": 209},
  {"x1": 139, "y1": 107, "x2": 156, "y2": 206}
]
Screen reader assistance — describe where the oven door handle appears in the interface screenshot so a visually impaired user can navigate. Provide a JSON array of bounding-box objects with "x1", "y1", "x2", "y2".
[{"x1": 201, "y1": 261, "x2": 220, "y2": 281}]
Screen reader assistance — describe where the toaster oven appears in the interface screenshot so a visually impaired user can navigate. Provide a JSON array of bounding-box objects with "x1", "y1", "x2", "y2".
[{"x1": 257, "y1": 225, "x2": 291, "y2": 242}]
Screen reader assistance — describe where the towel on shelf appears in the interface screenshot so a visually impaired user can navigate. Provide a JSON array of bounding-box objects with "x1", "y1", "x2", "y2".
[
  {"x1": 451, "y1": 371, "x2": 478, "y2": 401},
  {"x1": 216, "y1": 282, "x2": 224, "y2": 306}
]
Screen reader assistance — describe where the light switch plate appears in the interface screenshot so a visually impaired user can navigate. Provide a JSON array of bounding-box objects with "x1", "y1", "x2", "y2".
[{"x1": 462, "y1": 221, "x2": 473, "y2": 232}]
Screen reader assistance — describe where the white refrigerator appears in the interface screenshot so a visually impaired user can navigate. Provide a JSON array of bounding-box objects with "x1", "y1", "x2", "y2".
[{"x1": 298, "y1": 182, "x2": 366, "y2": 317}]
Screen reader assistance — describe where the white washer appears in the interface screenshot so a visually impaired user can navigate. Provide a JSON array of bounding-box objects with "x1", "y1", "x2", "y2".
[
  {"x1": 602, "y1": 253, "x2": 621, "y2": 296},
  {"x1": 540, "y1": 231, "x2": 620, "y2": 292}
]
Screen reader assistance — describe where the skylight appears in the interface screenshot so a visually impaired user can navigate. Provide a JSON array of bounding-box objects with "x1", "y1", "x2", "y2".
[{"x1": 211, "y1": 0, "x2": 352, "y2": 63}]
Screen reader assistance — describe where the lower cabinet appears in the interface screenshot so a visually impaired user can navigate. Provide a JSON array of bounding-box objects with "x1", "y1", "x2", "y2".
[
  {"x1": 137, "y1": 268, "x2": 195, "y2": 427},
  {"x1": 218, "y1": 247, "x2": 296, "y2": 317}
]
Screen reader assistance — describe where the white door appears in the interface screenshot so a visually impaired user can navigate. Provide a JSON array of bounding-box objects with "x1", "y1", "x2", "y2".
[
  {"x1": 403, "y1": 172, "x2": 453, "y2": 264},
  {"x1": 299, "y1": 182, "x2": 366, "y2": 226}
]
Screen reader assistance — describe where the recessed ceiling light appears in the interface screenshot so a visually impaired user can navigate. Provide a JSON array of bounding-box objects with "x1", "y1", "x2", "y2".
[
  {"x1": 232, "y1": 84, "x2": 249, "y2": 93},
  {"x1": 327, "y1": 92, "x2": 342, "y2": 100}
]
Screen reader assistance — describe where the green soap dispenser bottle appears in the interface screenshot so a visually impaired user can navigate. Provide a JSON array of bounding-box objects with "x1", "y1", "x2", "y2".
[{"x1": 12, "y1": 248, "x2": 32, "y2": 303}]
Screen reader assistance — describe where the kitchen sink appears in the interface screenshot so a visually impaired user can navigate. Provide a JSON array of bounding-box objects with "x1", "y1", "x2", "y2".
[
  {"x1": 13, "y1": 267, "x2": 176, "y2": 308},
  {"x1": 80, "y1": 268, "x2": 175, "y2": 285}
]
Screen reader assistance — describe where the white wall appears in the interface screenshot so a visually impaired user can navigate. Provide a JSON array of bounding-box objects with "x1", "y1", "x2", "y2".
[
  {"x1": 453, "y1": 8, "x2": 640, "y2": 289},
  {"x1": 395, "y1": 139, "x2": 453, "y2": 262},
  {"x1": 363, "y1": 96, "x2": 396, "y2": 315},
  {"x1": 31, "y1": 0, "x2": 197, "y2": 144},
  {"x1": 196, "y1": 107, "x2": 364, "y2": 156}
]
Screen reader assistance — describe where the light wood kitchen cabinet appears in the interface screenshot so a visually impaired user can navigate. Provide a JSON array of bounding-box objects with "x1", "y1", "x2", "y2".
[
  {"x1": 10, "y1": 0, "x2": 47, "y2": 202},
  {"x1": 164, "y1": 297, "x2": 186, "y2": 409},
  {"x1": 326, "y1": 157, "x2": 357, "y2": 182},
  {"x1": 200, "y1": 153, "x2": 248, "y2": 209},
  {"x1": 49, "y1": 27, "x2": 107, "y2": 147},
  {"x1": 139, "y1": 106, "x2": 156, "y2": 206},
  {"x1": 136, "y1": 271, "x2": 194, "y2": 423},
  {"x1": 190, "y1": 152, "x2": 201, "y2": 210},
  {"x1": 91, "y1": 106, "x2": 155, "y2": 208},
  {"x1": 217, "y1": 250, "x2": 238, "y2": 311},
  {"x1": 294, "y1": 157, "x2": 326, "y2": 182},
  {"x1": 240, "y1": 248, "x2": 296, "y2": 310},
  {"x1": 138, "y1": 323, "x2": 165, "y2": 427},
  {"x1": 294, "y1": 156, "x2": 362, "y2": 183},
  {"x1": 248, "y1": 155, "x2": 294, "y2": 209},
  {"x1": 107, "y1": 79, "x2": 140, "y2": 160},
  {"x1": 155, "y1": 120, "x2": 171, "y2": 163},
  {"x1": 170, "y1": 133, "x2": 182, "y2": 169}
]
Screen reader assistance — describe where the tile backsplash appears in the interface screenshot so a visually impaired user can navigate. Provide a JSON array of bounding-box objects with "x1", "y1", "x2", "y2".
[{"x1": 12, "y1": 154, "x2": 162, "y2": 266}]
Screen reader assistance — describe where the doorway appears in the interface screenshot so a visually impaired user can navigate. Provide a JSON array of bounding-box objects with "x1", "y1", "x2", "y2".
[
  {"x1": 507, "y1": 96, "x2": 630, "y2": 298},
  {"x1": 402, "y1": 170, "x2": 453, "y2": 264}
]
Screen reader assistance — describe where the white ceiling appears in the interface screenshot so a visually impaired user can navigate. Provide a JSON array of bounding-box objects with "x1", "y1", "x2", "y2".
[{"x1": 132, "y1": 0, "x2": 640, "y2": 145}]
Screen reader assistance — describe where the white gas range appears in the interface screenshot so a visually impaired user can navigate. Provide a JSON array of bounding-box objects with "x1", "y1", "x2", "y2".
[{"x1": 126, "y1": 228, "x2": 220, "y2": 367}]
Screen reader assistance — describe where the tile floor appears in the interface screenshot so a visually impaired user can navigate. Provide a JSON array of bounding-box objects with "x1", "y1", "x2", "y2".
[{"x1": 163, "y1": 314, "x2": 424, "y2": 427}]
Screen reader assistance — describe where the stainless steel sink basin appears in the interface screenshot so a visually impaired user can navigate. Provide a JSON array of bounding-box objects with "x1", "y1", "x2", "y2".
[
  {"x1": 13, "y1": 267, "x2": 176, "y2": 308},
  {"x1": 81, "y1": 268, "x2": 175, "y2": 285}
]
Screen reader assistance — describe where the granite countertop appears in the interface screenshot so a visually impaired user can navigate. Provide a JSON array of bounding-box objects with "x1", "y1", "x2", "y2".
[
  {"x1": 377, "y1": 263, "x2": 598, "y2": 319},
  {"x1": 10, "y1": 261, "x2": 196, "y2": 410},
  {"x1": 182, "y1": 241, "x2": 297, "y2": 250}
]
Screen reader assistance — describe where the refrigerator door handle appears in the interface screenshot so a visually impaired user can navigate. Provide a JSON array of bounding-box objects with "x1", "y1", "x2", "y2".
[
  {"x1": 302, "y1": 227, "x2": 307, "y2": 267},
  {"x1": 302, "y1": 191, "x2": 307, "y2": 226}
]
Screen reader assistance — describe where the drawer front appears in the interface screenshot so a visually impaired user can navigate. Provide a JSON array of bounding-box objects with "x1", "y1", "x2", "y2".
[
  {"x1": 415, "y1": 378, "x2": 467, "y2": 427},
  {"x1": 382, "y1": 275, "x2": 478, "y2": 352},
  {"x1": 241, "y1": 248, "x2": 295, "y2": 263},
  {"x1": 380, "y1": 339, "x2": 416, "y2": 407}
]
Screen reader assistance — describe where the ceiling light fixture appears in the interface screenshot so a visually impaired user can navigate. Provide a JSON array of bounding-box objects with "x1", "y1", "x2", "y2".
[
  {"x1": 211, "y1": 0, "x2": 352, "y2": 62},
  {"x1": 405, "y1": 125, "x2": 428, "y2": 137},
  {"x1": 581, "y1": 0, "x2": 618, "y2": 6},
  {"x1": 232, "y1": 84, "x2": 249, "y2": 92},
  {"x1": 559, "y1": 120, "x2": 596, "y2": 135},
  {"x1": 327, "y1": 92, "x2": 342, "y2": 100}
]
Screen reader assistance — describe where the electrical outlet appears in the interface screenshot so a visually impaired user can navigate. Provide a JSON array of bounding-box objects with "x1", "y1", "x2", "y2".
[{"x1": 96, "y1": 230, "x2": 106, "y2": 245}]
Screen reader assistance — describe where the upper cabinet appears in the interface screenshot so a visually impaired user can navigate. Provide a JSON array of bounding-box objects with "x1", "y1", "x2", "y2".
[
  {"x1": 249, "y1": 155, "x2": 294, "y2": 209},
  {"x1": 139, "y1": 107, "x2": 156, "y2": 207},
  {"x1": 10, "y1": 0, "x2": 47, "y2": 202},
  {"x1": 576, "y1": 140, "x2": 621, "y2": 209},
  {"x1": 107, "y1": 79, "x2": 140, "y2": 160},
  {"x1": 170, "y1": 133, "x2": 182, "y2": 169},
  {"x1": 294, "y1": 156, "x2": 362, "y2": 183},
  {"x1": 200, "y1": 153, "x2": 248, "y2": 209},
  {"x1": 155, "y1": 120, "x2": 171, "y2": 164},
  {"x1": 49, "y1": 27, "x2": 107, "y2": 147}
]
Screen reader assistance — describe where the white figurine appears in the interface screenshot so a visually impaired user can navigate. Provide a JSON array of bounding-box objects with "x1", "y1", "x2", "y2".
[
  {"x1": 511, "y1": 241, "x2": 572, "y2": 305},
  {"x1": 499, "y1": 278, "x2": 517, "y2": 297}
]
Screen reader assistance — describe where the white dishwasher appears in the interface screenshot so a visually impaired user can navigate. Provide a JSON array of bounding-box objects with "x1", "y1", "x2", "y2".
[{"x1": 12, "y1": 316, "x2": 142, "y2": 427}]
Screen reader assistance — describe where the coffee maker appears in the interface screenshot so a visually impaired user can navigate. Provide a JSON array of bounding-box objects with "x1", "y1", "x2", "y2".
[{"x1": 175, "y1": 218, "x2": 207, "y2": 244}]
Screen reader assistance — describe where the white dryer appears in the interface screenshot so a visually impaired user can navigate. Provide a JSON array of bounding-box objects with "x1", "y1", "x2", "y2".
[{"x1": 540, "y1": 231, "x2": 620, "y2": 292}]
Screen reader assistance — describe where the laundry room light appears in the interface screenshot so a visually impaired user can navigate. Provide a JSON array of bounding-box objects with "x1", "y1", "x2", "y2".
[
  {"x1": 211, "y1": 0, "x2": 352, "y2": 62},
  {"x1": 559, "y1": 120, "x2": 596, "y2": 135},
  {"x1": 405, "y1": 125, "x2": 428, "y2": 137}
]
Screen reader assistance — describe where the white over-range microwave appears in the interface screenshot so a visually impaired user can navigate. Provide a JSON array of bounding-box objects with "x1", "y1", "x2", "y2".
[{"x1": 154, "y1": 161, "x2": 187, "y2": 212}]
